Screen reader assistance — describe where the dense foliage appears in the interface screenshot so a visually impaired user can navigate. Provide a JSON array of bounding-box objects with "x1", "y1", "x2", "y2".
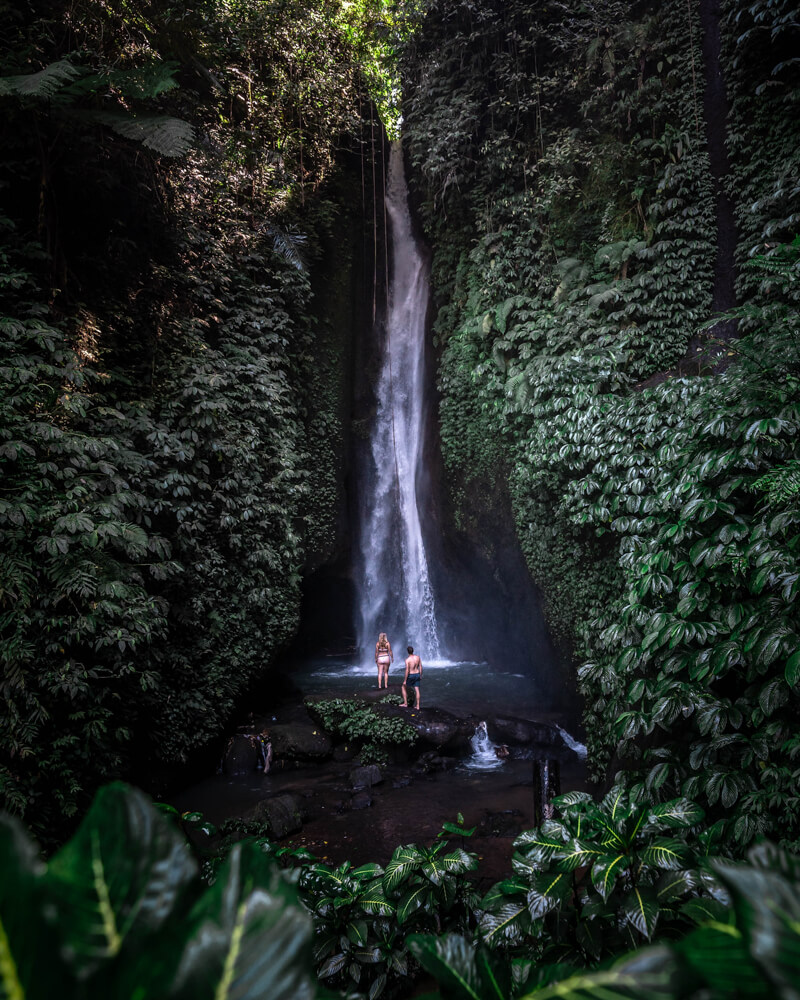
[
  {"x1": 6, "y1": 782, "x2": 800, "y2": 999},
  {"x1": 0, "y1": 0, "x2": 392, "y2": 836},
  {"x1": 400, "y1": 0, "x2": 800, "y2": 847},
  {"x1": 308, "y1": 697, "x2": 418, "y2": 766}
]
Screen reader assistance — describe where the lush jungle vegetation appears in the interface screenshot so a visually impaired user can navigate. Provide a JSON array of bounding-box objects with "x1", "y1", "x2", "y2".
[
  {"x1": 1, "y1": 0, "x2": 799, "y2": 996},
  {"x1": 0, "y1": 0, "x2": 395, "y2": 835},
  {"x1": 400, "y1": 0, "x2": 800, "y2": 850}
]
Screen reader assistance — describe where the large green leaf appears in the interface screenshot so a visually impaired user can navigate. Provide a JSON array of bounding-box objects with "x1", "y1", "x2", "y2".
[
  {"x1": 44, "y1": 783, "x2": 196, "y2": 977},
  {"x1": 518, "y1": 946, "x2": 681, "y2": 999},
  {"x1": 383, "y1": 847, "x2": 422, "y2": 893},
  {"x1": 622, "y1": 887, "x2": 660, "y2": 939},
  {"x1": 397, "y1": 883, "x2": 431, "y2": 924},
  {"x1": 713, "y1": 861, "x2": 800, "y2": 997},
  {"x1": 645, "y1": 798, "x2": 704, "y2": 831},
  {"x1": 677, "y1": 925, "x2": 766, "y2": 996},
  {"x1": 407, "y1": 934, "x2": 484, "y2": 1000},
  {"x1": 640, "y1": 838, "x2": 690, "y2": 871},
  {"x1": 478, "y1": 902, "x2": 534, "y2": 947},
  {"x1": 171, "y1": 842, "x2": 317, "y2": 1000},
  {"x1": 590, "y1": 853, "x2": 628, "y2": 901},
  {"x1": 556, "y1": 839, "x2": 605, "y2": 872},
  {"x1": 526, "y1": 871, "x2": 572, "y2": 919},
  {"x1": 0, "y1": 816, "x2": 69, "y2": 1000}
]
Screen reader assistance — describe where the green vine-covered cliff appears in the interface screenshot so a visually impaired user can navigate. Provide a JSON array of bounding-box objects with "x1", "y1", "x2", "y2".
[
  {"x1": 400, "y1": 0, "x2": 800, "y2": 846},
  {"x1": 0, "y1": 0, "x2": 387, "y2": 835}
]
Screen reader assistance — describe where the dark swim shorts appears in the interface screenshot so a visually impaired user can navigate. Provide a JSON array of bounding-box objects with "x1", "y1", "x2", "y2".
[{"x1": 406, "y1": 673, "x2": 421, "y2": 687}]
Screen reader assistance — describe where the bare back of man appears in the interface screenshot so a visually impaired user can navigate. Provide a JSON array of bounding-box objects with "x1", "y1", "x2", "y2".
[{"x1": 401, "y1": 646, "x2": 422, "y2": 709}]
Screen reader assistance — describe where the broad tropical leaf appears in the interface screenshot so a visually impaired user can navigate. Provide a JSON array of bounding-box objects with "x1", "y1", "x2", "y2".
[
  {"x1": 397, "y1": 883, "x2": 431, "y2": 924},
  {"x1": 645, "y1": 798, "x2": 705, "y2": 831},
  {"x1": 640, "y1": 838, "x2": 690, "y2": 870},
  {"x1": 713, "y1": 861, "x2": 800, "y2": 995},
  {"x1": 44, "y1": 783, "x2": 196, "y2": 976},
  {"x1": 407, "y1": 934, "x2": 482, "y2": 1000},
  {"x1": 383, "y1": 847, "x2": 422, "y2": 892},
  {"x1": 171, "y1": 842, "x2": 316, "y2": 1000},
  {"x1": 591, "y1": 853, "x2": 628, "y2": 901},
  {"x1": 622, "y1": 887, "x2": 660, "y2": 938},
  {"x1": 526, "y1": 871, "x2": 572, "y2": 919},
  {"x1": 677, "y1": 925, "x2": 765, "y2": 996},
  {"x1": 518, "y1": 946, "x2": 680, "y2": 999},
  {"x1": 0, "y1": 816, "x2": 68, "y2": 999}
]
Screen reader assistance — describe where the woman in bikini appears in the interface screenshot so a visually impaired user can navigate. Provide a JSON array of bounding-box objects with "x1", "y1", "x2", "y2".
[{"x1": 375, "y1": 632, "x2": 393, "y2": 689}]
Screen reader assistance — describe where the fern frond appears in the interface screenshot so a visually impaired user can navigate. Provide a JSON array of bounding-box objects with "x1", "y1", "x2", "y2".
[
  {"x1": 263, "y1": 223, "x2": 308, "y2": 271},
  {"x1": 0, "y1": 60, "x2": 80, "y2": 98},
  {"x1": 90, "y1": 112, "x2": 194, "y2": 157}
]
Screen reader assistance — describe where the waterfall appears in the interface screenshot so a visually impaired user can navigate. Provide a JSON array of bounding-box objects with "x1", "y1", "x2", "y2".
[
  {"x1": 356, "y1": 141, "x2": 441, "y2": 660},
  {"x1": 465, "y1": 721, "x2": 504, "y2": 771}
]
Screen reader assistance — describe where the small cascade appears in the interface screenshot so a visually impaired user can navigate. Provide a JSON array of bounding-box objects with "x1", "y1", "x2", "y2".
[
  {"x1": 355, "y1": 140, "x2": 441, "y2": 659},
  {"x1": 556, "y1": 725, "x2": 587, "y2": 760},
  {"x1": 463, "y1": 721, "x2": 505, "y2": 772}
]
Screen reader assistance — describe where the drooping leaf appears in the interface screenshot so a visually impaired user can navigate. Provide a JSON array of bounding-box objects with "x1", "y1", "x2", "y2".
[
  {"x1": 407, "y1": 934, "x2": 482, "y2": 1000},
  {"x1": 171, "y1": 842, "x2": 316, "y2": 1000},
  {"x1": 44, "y1": 783, "x2": 197, "y2": 978}
]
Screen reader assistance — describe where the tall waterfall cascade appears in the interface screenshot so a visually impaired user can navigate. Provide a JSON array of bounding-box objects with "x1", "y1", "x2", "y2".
[{"x1": 356, "y1": 141, "x2": 441, "y2": 661}]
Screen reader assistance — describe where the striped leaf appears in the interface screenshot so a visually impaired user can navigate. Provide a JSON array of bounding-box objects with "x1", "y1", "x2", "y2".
[
  {"x1": 382, "y1": 847, "x2": 422, "y2": 893},
  {"x1": 526, "y1": 871, "x2": 572, "y2": 919},
  {"x1": 397, "y1": 883, "x2": 431, "y2": 924},
  {"x1": 640, "y1": 838, "x2": 689, "y2": 870},
  {"x1": 590, "y1": 853, "x2": 628, "y2": 901},
  {"x1": 44, "y1": 783, "x2": 196, "y2": 978},
  {"x1": 622, "y1": 887, "x2": 660, "y2": 939}
]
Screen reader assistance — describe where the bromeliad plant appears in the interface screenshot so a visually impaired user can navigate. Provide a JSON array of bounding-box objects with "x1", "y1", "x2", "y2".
[{"x1": 477, "y1": 786, "x2": 721, "y2": 965}]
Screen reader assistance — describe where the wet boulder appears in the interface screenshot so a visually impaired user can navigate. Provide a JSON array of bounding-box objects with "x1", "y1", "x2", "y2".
[
  {"x1": 251, "y1": 793, "x2": 303, "y2": 839},
  {"x1": 351, "y1": 790, "x2": 373, "y2": 810},
  {"x1": 222, "y1": 734, "x2": 268, "y2": 775},
  {"x1": 269, "y1": 723, "x2": 333, "y2": 761},
  {"x1": 487, "y1": 715, "x2": 562, "y2": 748},
  {"x1": 414, "y1": 752, "x2": 458, "y2": 774},
  {"x1": 379, "y1": 706, "x2": 477, "y2": 752},
  {"x1": 350, "y1": 764, "x2": 383, "y2": 789}
]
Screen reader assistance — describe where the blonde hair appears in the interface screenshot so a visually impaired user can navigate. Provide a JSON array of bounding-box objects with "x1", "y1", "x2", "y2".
[{"x1": 377, "y1": 632, "x2": 389, "y2": 649}]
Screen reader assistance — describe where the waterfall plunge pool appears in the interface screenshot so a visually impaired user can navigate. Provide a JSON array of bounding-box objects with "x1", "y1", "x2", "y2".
[{"x1": 289, "y1": 654, "x2": 580, "y2": 729}]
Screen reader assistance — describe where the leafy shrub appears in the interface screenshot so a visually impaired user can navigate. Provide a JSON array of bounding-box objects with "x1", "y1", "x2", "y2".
[
  {"x1": 302, "y1": 821, "x2": 479, "y2": 998},
  {"x1": 309, "y1": 697, "x2": 418, "y2": 764},
  {"x1": 410, "y1": 840, "x2": 800, "y2": 998},
  {"x1": 477, "y1": 786, "x2": 719, "y2": 972}
]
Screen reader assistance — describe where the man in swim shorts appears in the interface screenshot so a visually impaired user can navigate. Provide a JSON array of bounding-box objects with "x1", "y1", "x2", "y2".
[{"x1": 401, "y1": 646, "x2": 422, "y2": 709}]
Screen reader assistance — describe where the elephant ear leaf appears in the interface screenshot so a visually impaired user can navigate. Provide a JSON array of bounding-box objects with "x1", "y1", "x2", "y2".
[
  {"x1": 0, "y1": 815, "x2": 70, "y2": 998},
  {"x1": 407, "y1": 933, "x2": 482, "y2": 1000},
  {"x1": 172, "y1": 842, "x2": 317, "y2": 1000},
  {"x1": 43, "y1": 782, "x2": 197, "y2": 977}
]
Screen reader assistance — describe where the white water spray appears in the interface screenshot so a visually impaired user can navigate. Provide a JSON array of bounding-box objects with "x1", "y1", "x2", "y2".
[
  {"x1": 464, "y1": 721, "x2": 505, "y2": 771},
  {"x1": 356, "y1": 141, "x2": 441, "y2": 659}
]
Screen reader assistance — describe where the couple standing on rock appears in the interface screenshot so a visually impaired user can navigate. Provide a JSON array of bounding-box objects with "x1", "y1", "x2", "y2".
[{"x1": 375, "y1": 633, "x2": 422, "y2": 709}]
